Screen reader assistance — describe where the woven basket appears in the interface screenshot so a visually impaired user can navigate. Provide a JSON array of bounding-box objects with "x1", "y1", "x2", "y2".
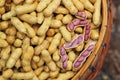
[{"x1": 72, "y1": 0, "x2": 113, "y2": 80}]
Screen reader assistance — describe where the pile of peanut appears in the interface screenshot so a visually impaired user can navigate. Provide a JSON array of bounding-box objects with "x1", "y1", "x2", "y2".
[{"x1": 0, "y1": 0, "x2": 101, "y2": 80}]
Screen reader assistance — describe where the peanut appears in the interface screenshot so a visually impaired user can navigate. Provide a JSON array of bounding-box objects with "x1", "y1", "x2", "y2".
[
  {"x1": 0, "y1": 7, "x2": 5, "y2": 14},
  {"x1": 55, "y1": 71, "x2": 75, "y2": 80},
  {"x1": 60, "y1": 26, "x2": 71, "y2": 42},
  {"x1": 50, "y1": 19, "x2": 62, "y2": 28},
  {"x1": 13, "y1": 0, "x2": 24, "y2": 4},
  {"x1": 93, "y1": 0, "x2": 101, "y2": 26},
  {"x1": 24, "y1": 22, "x2": 36, "y2": 38},
  {"x1": 68, "y1": 51, "x2": 76, "y2": 62},
  {"x1": 2, "y1": 10, "x2": 16, "y2": 20},
  {"x1": 38, "y1": 72, "x2": 49, "y2": 80},
  {"x1": 22, "y1": 46, "x2": 34, "y2": 72},
  {"x1": 19, "y1": 14, "x2": 37, "y2": 24},
  {"x1": 37, "y1": 15, "x2": 52, "y2": 36},
  {"x1": 75, "y1": 42, "x2": 85, "y2": 52},
  {"x1": 11, "y1": 17, "x2": 27, "y2": 34},
  {"x1": 0, "y1": 46, "x2": 11, "y2": 68},
  {"x1": 2, "y1": 69, "x2": 13, "y2": 79},
  {"x1": 62, "y1": 0, "x2": 78, "y2": 15},
  {"x1": 15, "y1": 1, "x2": 37, "y2": 15},
  {"x1": 37, "y1": 12, "x2": 44, "y2": 24},
  {"x1": 5, "y1": 27, "x2": 16, "y2": 36},
  {"x1": 11, "y1": 71, "x2": 34, "y2": 79},
  {"x1": 31, "y1": 36, "x2": 39, "y2": 45},
  {"x1": 0, "y1": 0, "x2": 5, "y2": 7},
  {"x1": 0, "y1": 21, "x2": 9, "y2": 30},
  {"x1": 62, "y1": 14, "x2": 73, "y2": 24},
  {"x1": 0, "y1": 39, "x2": 8, "y2": 47},
  {"x1": 72, "y1": 0, "x2": 84, "y2": 11},
  {"x1": 53, "y1": 49, "x2": 60, "y2": 62},
  {"x1": 54, "y1": 6, "x2": 69, "y2": 14},
  {"x1": 43, "y1": 0, "x2": 61, "y2": 17},
  {"x1": 36, "y1": 0, "x2": 52, "y2": 12},
  {"x1": 90, "y1": 29, "x2": 99, "y2": 40},
  {"x1": 0, "y1": 32, "x2": 6, "y2": 39},
  {"x1": 34, "y1": 67, "x2": 44, "y2": 76},
  {"x1": 55, "y1": 14, "x2": 64, "y2": 20},
  {"x1": 35, "y1": 40, "x2": 49, "y2": 55},
  {"x1": 6, "y1": 48, "x2": 22, "y2": 68},
  {"x1": 14, "y1": 39, "x2": 22, "y2": 47},
  {"x1": 80, "y1": 0, "x2": 94, "y2": 12},
  {"x1": 47, "y1": 29, "x2": 55, "y2": 37},
  {"x1": 48, "y1": 33, "x2": 61, "y2": 54},
  {"x1": 6, "y1": 36, "x2": 15, "y2": 44}
]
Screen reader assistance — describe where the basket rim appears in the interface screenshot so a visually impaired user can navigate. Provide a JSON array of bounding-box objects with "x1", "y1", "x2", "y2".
[{"x1": 72, "y1": 0, "x2": 108, "y2": 79}]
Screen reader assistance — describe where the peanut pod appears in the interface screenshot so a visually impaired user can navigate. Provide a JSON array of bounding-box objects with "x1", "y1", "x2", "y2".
[
  {"x1": 64, "y1": 35, "x2": 84, "y2": 49},
  {"x1": 84, "y1": 23, "x2": 91, "y2": 42},
  {"x1": 75, "y1": 11, "x2": 87, "y2": 19},
  {"x1": 73, "y1": 42, "x2": 96, "y2": 69},
  {"x1": 67, "y1": 19, "x2": 88, "y2": 31},
  {"x1": 59, "y1": 46, "x2": 68, "y2": 69}
]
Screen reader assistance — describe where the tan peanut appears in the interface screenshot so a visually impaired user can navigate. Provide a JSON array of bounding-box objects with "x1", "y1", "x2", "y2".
[
  {"x1": 37, "y1": 15, "x2": 52, "y2": 36},
  {"x1": 53, "y1": 49, "x2": 60, "y2": 62},
  {"x1": 37, "y1": 57, "x2": 45, "y2": 67},
  {"x1": 55, "y1": 14, "x2": 64, "y2": 20},
  {"x1": 34, "y1": 67, "x2": 44, "y2": 76},
  {"x1": 2, "y1": 10, "x2": 16, "y2": 20},
  {"x1": 19, "y1": 14, "x2": 37, "y2": 24},
  {"x1": 50, "y1": 19, "x2": 62, "y2": 28},
  {"x1": 2, "y1": 69, "x2": 13, "y2": 79},
  {"x1": 0, "y1": 7, "x2": 5, "y2": 14},
  {"x1": 75, "y1": 27, "x2": 83, "y2": 33},
  {"x1": 72, "y1": 0, "x2": 84, "y2": 11},
  {"x1": 22, "y1": 46, "x2": 34, "y2": 72},
  {"x1": 62, "y1": 14, "x2": 73, "y2": 24},
  {"x1": 49, "y1": 68, "x2": 60, "y2": 78},
  {"x1": 43, "y1": 0, "x2": 61, "y2": 17},
  {"x1": 6, "y1": 48, "x2": 22, "y2": 68},
  {"x1": 93, "y1": 0, "x2": 101, "y2": 26},
  {"x1": 6, "y1": 36, "x2": 15, "y2": 44},
  {"x1": 55, "y1": 71, "x2": 75, "y2": 80},
  {"x1": 14, "y1": 39, "x2": 22, "y2": 47},
  {"x1": 15, "y1": 1, "x2": 37, "y2": 15},
  {"x1": 0, "y1": 32, "x2": 6, "y2": 39},
  {"x1": 85, "y1": 10, "x2": 93, "y2": 19},
  {"x1": 36, "y1": 0, "x2": 52, "y2": 12},
  {"x1": 60, "y1": 26, "x2": 71, "y2": 42},
  {"x1": 0, "y1": 46, "x2": 11, "y2": 68},
  {"x1": 37, "y1": 12, "x2": 44, "y2": 24},
  {"x1": 24, "y1": 22, "x2": 36, "y2": 38},
  {"x1": 11, "y1": 71, "x2": 34, "y2": 80},
  {"x1": 62, "y1": 0, "x2": 78, "y2": 15},
  {"x1": 68, "y1": 51, "x2": 76, "y2": 62},
  {"x1": 0, "y1": 0, "x2": 5, "y2": 7},
  {"x1": 31, "y1": 36, "x2": 39, "y2": 45},
  {"x1": 54, "y1": 6, "x2": 69, "y2": 14},
  {"x1": 0, "y1": 39, "x2": 8, "y2": 47},
  {"x1": 80, "y1": 0, "x2": 94, "y2": 12},
  {"x1": 75, "y1": 42, "x2": 85, "y2": 52},
  {"x1": 11, "y1": 17, "x2": 27, "y2": 34},
  {"x1": 90, "y1": 29, "x2": 99, "y2": 40},
  {"x1": 35, "y1": 40, "x2": 49, "y2": 55},
  {"x1": 38, "y1": 72, "x2": 49, "y2": 80},
  {"x1": 47, "y1": 29, "x2": 55, "y2": 37},
  {"x1": 15, "y1": 59, "x2": 21, "y2": 69},
  {"x1": 0, "y1": 21, "x2": 9, "y2": 30},
  {"x1": 5, "y1": 27, "x2": 17, "y2": 36},
  {"x1": 33, "y1": 55, "x2": 40, "y2": 63},
  {"x1": 48, "y1": 33, "x2": 61, "y2": 54}
]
